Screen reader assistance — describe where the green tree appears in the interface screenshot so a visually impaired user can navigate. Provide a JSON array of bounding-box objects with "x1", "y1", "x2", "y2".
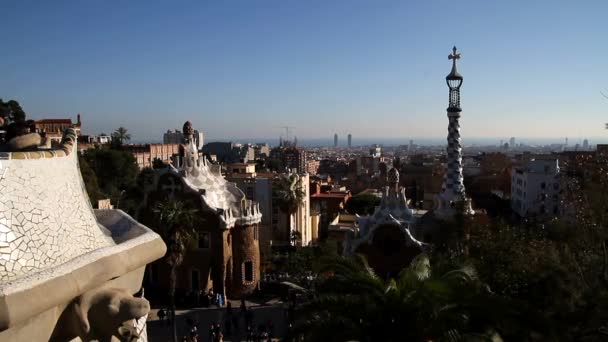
[
  {"x1": 273, "y1": 173, "x2": 305, "y2": 245},
  {"x1": 0, "y1": 99, "x2": 29, "y2": 143},
  {"x1": 80, "y1": 148, "x2": 139, "y2": 204},
  {"x1": 153, "y1": 200, "x2": 200, "y2": 342},
  {"x1": 287, "y1": 254, "x2": 545, "y2": 341},
  {"x1": 78, "y1": 152, "x2": 102, "y2": 205},
  {"x1": 345, "y1": 193, "x2": 381, "y2": 215},
  {"x1": 152, "y1": 158, "x2": 167, "y2": 169},
  {"x1": 111, "y1": 126, "x2": 131, "y2": 146},
  {"x1": 0, "y1": 99, "x2": 26, "y2": 123}
]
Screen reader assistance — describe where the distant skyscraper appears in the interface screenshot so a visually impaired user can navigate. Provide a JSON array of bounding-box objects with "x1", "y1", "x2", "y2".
[
  {"x1": 509, "y1": 137, "x2": 515, "y2": 148},
  {"x1": 583, "y1": 139, "x2": 589, "y2": 150},
  {"x1": 334, "y1": 133, "x2": 338, "y2": 147},
  {"x1": 347, "y1": 134, "x2": 352, "y2": 148}
]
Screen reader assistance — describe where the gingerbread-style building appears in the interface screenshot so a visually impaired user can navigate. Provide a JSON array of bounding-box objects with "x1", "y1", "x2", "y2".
[{"x1": 139, "y1": 121, "x2": 262, "y2": 299}]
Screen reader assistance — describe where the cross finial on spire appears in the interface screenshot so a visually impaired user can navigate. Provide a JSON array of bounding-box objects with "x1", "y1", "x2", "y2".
[{"x1": 448, "y1": 46, "x2": 460, "y2": 61}]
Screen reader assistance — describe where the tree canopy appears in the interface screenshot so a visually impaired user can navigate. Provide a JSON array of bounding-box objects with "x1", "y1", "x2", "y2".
[
  {"x1": 0, "y1": 99, "x2": 26, "y2": 123},
  {"x1": 79, "y1": 147, "x2": 139, "y2": 205},
  {"x1": 273, "y1": 173, "x2": 305, "y2": 215},
  {"x1": 287, "y1": 254, "x2": 548, "y2": 341},
  {"x1": 345, "y1": 193, "x2": 381, "y2": 215},
  {"x1": 111, "y1": 127, "x2": 131, "y2": 146}
]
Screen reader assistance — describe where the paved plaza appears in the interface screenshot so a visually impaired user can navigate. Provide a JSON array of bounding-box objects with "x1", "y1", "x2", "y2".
[{"x1": 147, "y1": 302, "x2": 289, "y2": 342}]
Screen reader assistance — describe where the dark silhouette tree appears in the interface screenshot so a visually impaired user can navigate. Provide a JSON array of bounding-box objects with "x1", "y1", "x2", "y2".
[
  {"x1": 112, "y1": 126, "x2": 131, "y2": 145},
  {"x1": 153, "y1": 200, "x2": 200, "y2": 342},
  {"x1": 286, "y1": 254, "x2": 549, "y2": 341},
  {"x1": 345, "y1": 193, "x2": 381, "y2": 215}
]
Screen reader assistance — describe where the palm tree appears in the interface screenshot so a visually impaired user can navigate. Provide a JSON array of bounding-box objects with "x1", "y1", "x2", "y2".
[
  {"x1": 285, "y1": 254, "x2": 550, "y2": 341},
  {"x1": 112, "y1": 126, "x2": 131, "y2": 145},
  {"x1": 273, "y1": 173, "x2": 305, "y2": 245},
  {"x1": 153, "y1": 199, "x2": 199, "y2": 342}
]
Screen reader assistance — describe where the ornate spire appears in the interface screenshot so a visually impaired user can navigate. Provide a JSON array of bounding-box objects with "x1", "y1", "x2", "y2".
[
  {"x1": 436, "y1": 46, "x2": 473, "y2": 219},
  {"x1": 447, "y1": 46, "x2": 462, "y2": 81},
  {"x1": 446, "y1": 46, "x2": 463, "y2": 112}
]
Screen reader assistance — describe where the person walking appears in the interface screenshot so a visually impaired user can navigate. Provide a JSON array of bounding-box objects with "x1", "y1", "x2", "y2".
[
  {"x1": 224, "y1": 302, "x2": 233, "y2": 336},
  {"x1": 157, "y1": 308, "x2": 166, "y2": 322}
]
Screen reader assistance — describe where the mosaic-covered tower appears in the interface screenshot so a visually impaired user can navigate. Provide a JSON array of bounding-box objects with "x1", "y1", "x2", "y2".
[{"x1": 436, "y1": 46, "x2": 474, "y2": 219}]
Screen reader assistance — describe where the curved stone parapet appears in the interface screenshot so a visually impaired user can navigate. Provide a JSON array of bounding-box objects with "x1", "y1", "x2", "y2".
[
  {"x1": 0, "y1": 128, "x2": 166, "y2": 341},
  {"x1": 0, "y1": 135, "x2": 114, "y2": 282}
]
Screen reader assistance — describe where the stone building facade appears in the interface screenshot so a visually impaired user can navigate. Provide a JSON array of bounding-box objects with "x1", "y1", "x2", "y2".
[{"x1": 121, "y1": 143, "x2": 181, "y2": 169}]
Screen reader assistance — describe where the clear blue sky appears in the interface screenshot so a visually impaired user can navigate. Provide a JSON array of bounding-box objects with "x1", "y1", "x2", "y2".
[{"x1": 1, "y1": 0, "x2": 607, "y2": 143}]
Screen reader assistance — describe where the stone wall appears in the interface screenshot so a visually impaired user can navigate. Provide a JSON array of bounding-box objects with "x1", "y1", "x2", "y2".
[{"x1": 229, "y1": 223, "x2": 260, "y2": 297}]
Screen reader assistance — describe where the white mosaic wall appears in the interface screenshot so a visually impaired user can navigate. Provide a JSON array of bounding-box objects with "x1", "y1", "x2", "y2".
[{"x1": 0, "y1": 151, "x2": 115, "y2": 282}]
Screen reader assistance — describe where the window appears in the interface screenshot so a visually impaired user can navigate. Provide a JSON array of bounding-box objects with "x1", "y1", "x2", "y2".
[
  {"x1": 553, "y1": 183, "x2": 559, "y2": 190},
  {"x1": 227, "y1": 233, "x2": 231, "y2": 246},
  {"x1": 244, "y1": 261, "x2": 254, "y2": 283},
  {"x1": 198, "y1": 232, "x2": 210, "y2": 249},
  {"x1": 253, "y1": 226, "x2": 258, "y2": 241},
  {"x1": 540, "y1": 182, "x2": 546, "y2": 190}
]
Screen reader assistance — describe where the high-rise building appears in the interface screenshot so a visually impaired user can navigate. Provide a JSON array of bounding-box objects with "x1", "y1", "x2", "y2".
[
  {"x1": 334, "y1": 133, "x2": 338, "y2": 147},
  {"x1": 269, "y1": 146, "x2": 307, "y2": 173},
  {"x1": 509, "y1": 137, "x2": 515, "y2": 148},
  {"x1": 583, "y1": 139, "x2": 589, "y2": 150},
  {"x1": 347, "y1": 134, "x2": 352, "y2": 148}
]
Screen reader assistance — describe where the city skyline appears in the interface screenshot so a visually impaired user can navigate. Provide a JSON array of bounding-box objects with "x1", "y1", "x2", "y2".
[{"x1": 2, "y1": 1, "x2": 608, "y2": 141}]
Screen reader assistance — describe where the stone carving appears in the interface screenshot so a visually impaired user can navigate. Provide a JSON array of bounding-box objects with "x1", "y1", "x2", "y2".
[
  {"x1": 51, "y1": 287, "x2": 150, "y2": 342},
  {"x1": 59, "y1": 127, "x2": 77, "y2": 155},
  {"x1": 182, "y1": 120, "x2": 194, "y2": 137},
  {"x1": 6, "y1": 132, "x2": 42, "y2": 151}
]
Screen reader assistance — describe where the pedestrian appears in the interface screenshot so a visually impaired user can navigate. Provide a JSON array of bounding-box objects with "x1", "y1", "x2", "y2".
[
  {"x1": 208, "y1": 288, "x2": 215, "y2": 306},
  {"x1": 245, "y1": 308, "x2": 254, "y2": 329},
  {"x1": 214, "y1": 323, "x2": 222, "y2": 342},
  {"x1": 216, "y1": 292, "x2": 222, "y2": 307},
  {"x1": 246, "y1": 325, "x2": 254, "y2": 342},
  {"x1": 267, "y1": 319, "x2": 274, "y2": 339},
  {"x1": 209, "y1": 322, "x2": 216, "y2": 342},
  {"x1": 157, "y1": 308, "x2": 166, "y2": 322},
  {"x1": 240, "y1": 299, "x2": 247, "y2": 315},
  {"x1": 231, "y1": 307, "x2": 239, "y2": 333},
  {"x1": 225, "y1": 302, "x2": 233, "y2": 336}
]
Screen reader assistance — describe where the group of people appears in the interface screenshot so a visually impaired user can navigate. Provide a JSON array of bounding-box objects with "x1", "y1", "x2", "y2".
[
  {"x1": 205, "y1": 300, "x2": 275, "y2": 342},
  {"x1": 174, "y1": 299, "x2": 275, "y2": 342}
]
